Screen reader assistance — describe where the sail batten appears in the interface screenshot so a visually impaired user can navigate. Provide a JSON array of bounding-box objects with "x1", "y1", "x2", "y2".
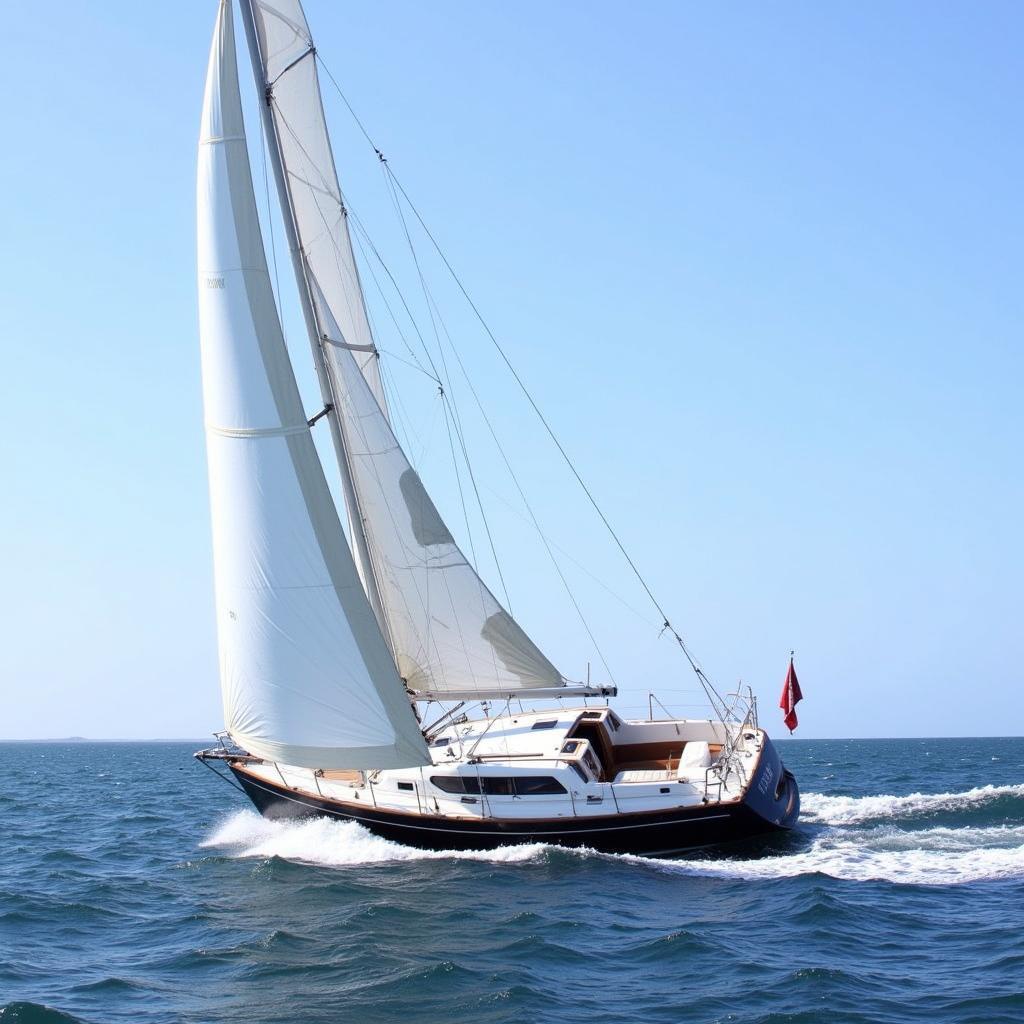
[{"x1": 197, "y1": 0, "x2": 429, "y2": 769}]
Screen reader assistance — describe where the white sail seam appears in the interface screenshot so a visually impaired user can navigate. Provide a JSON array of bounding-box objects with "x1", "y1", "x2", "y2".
[
  {"x1": 206, "y1": 422, "x2": 309, "y2": 438},
  {"x1": 200, "y1": 134, "x2": 246, "y2": 145}
]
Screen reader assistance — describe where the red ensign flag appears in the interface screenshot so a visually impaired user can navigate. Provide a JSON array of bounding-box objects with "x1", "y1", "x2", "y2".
[{"x1": 779, "y1": 657, "x2": 803, "y2": 733}]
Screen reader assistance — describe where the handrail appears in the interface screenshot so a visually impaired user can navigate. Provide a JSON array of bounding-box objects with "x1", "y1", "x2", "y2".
[{"x1": 702, "y1": 765, "x2": 723, "y2": 804}]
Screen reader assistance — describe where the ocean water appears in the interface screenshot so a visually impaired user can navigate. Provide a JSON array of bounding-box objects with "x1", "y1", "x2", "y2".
[{"x1": 1, "y1": 738, "x2": 1022, "y2": 1024}]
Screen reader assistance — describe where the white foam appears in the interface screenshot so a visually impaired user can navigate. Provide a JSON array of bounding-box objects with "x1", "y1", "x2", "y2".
[
  {"x1": 801, "y1": 784, "x2": 1024, "y2": 825},
  {"x1": 201, "y1": 783, "x2": 1024, "y2": 886},
  {"x1": 201, "y1": 810, "x2": 549, "y2": 867},
  {"x1": 657, "y1": 825, "x2": 1024, "y2": 885},
  {"x1": 650, "y1": 786, "x2": 1024, "y2": 885}
]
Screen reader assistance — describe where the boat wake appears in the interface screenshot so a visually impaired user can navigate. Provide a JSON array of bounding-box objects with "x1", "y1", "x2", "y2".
[
  {"x1": 202, "y1": 782, "x2": 1024, "y2": 886},
  {"x1": 654, "y1": 824, "x2": 1024, "y2": 885},
  {"x1": 801, "y1": 783, "x2": 1024, "y2": 826}
]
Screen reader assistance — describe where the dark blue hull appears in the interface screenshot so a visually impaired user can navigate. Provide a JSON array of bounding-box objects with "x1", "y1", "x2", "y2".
[{"x1": 226, "y1": 737, "x2": 799, "y2": 858}]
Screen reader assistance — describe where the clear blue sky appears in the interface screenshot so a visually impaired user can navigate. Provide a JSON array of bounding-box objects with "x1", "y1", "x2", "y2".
[{"x1": 2, "y1": 1, "x2": 1020, "y2": 740}]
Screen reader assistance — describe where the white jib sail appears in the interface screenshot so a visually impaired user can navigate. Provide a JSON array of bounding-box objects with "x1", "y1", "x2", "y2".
[
  {"x1": 244, "y1": 0, "x2": 387, "y2": 413},
  {"x1": 312, "y1": 281, "x2": 565, "y2": 699},
  {"x1": 197, "y1": 0, "x2": 429, "y2": 769}
]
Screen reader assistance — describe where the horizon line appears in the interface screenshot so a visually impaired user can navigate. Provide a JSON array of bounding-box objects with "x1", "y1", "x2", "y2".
[{"x1": 2, "y1": 734, "x2": 1022, "y2": 743}]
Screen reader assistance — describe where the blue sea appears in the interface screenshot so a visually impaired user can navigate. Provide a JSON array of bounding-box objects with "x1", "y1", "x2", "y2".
[{"x1": 2, "y1": 738, "x2": 1022, "y2": 1024}]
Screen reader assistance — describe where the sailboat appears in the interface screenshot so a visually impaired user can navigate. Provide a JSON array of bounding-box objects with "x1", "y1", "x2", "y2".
[{"x1": 194, "y1": 0, "x2": 799, "y2": 856}]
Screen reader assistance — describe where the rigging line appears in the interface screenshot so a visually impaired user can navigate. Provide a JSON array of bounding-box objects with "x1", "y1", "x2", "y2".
[
  {"x1": 350, "y1": 230, "x2": 421, "y2": 369},
  {"x1": 316, "y1": 54, "x2": 382, "y2": 157},
  {"x1": 349, "y1": 221, "x2": 438, "y2": 384},
  {"x1": 383, "y1": 160, "x2": 725, "y2": 708},
  {"x1": 372, "y1": 147, "x2": 475, "y2": 517},
  {"x1": 374, "y1": 157, "x2": 515, "y2": 618},
  {"x1": 381, "y1": 163, "x2": 460, "y2": 428},
  {"x1": 478, "y1": 480, "x2": 660, "y2": 629},
  {"x1": 442, "y1": 389, "x2": 515, "y2": 616},
  {"x1": 429, "y1": 314, "x2": 616, "y2": 684},
  {"x1": 342, "y1": 191, "x2": 443, "y2": 384},
  {"x1": 376, "y1": 357, "x2": 418, "y2": 471},
  {"x1": 377, "y1": 346, "x2": 443, "y2": 383},
  {"x1": 383, "y1": 177, "x2": 610, "y2": 677},
  {"x1": 410, "y1": 397, "x2": 443, "y2": 477},
  {"x1": 387, "y1": 228, "x2": 517, "y2": 618},
  {"x1": 373, "y1": 167, "x2": 515, "y2": 617},
  {"x1": 349, "y1": 233, "x2": 439, "y2": 474},
  {"x1": 386, "y1": 165, "x2": 664, "y2": 615},
  {"x1": 440, "y1": 395, "x2": 480, "y2": 573},
  {"x1": 316, "y1": 55, "x2": 712, "y2": 701},
  {"x1": 417, "y1": 291, "x2": 500, "y2": 597},
  {"x1": 389, "y1": 187, "x2": 612, "y2": 677}
]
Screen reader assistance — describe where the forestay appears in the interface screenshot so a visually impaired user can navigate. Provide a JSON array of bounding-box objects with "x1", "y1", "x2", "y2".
[{"x1": 196, "y1": 0, "x2": 429, "y2": 769}]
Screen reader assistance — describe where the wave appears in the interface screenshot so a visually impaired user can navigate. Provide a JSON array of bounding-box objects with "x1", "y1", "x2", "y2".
[
  {"x1": 802, "y1": 784, "x2": 1024, "y2": 825},
  {"x1": 657, "y1": 827, "x2": 1024, "y2": 885},
  {"x1": 203, "y1": 779, "x2": 1024, "y2": 886},
  {"x1": 0, "y1": 1004, "x2": 86, "y2": 1024},
  {"x1": 201, "y1": 810, "x2": 548, "y2": 867}
]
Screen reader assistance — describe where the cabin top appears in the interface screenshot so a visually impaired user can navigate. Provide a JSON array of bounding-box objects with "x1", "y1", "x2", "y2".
[
  {"x1": 424, "y1": 705, "x2": 732, "y2": 786},
  {"x1": 425, "y1": 706, "x2": 615, "y2": 762}
]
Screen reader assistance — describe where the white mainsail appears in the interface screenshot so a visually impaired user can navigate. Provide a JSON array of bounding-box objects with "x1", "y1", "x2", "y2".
[
  {"x1": 197, "y1": 0, "x2": 430, "y2": 768},
  {"x1": 241, "y1": 0, "x2": 600, "y2": 700}
]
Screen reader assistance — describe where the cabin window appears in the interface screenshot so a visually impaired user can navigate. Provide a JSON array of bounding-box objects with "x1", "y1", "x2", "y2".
[
  {"x1": 397, "y1": 781, "x2": 414, "y2": 791},
  {"x1": 430, "y1": 775, "x2": 567, "y2": 796},
  {"x1": 531, "y1": 720, "x2": 558, "y2": 730},
  {"x1": 429, "y1": 736, "x2": 454, "y2": 747},
  {"x1": 569, "y1": 762, "x2": 589, "y2": 783},
  {"x1": 561, "y1": 740, "x2": 580, "y2": 754},
  {"x1": 581, "y1": 711, "x2": 603, "y2": 719},
  {"x1": 430, "y1": 776, "x2": 481, "y2": 795},
  {"x1": 482, "y1": 777, "x2": 514, "y2": 795},
  {"x1": 430, "y1": 778, "x2": 481, "y2": 794},
  {"x1": 513, "y1": 776, "x2": 567, "y2": 796}
]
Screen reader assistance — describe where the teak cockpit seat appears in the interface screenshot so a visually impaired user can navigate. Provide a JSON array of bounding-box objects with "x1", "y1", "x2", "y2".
[{"x1": 613, "y1": 768, "x2": 677, "y2": 784}]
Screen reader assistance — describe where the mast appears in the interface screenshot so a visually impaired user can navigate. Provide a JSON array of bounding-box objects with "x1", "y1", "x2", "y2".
[{"x1": 235, "y1": 0, "x2": 395, "y2": 656}]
